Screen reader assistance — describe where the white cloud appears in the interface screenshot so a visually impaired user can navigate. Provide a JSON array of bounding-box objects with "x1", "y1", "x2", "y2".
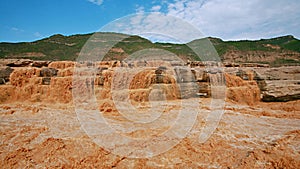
[
  {"x1": 151, "y1": 5, "x2": 162, "y2": 12},
  {"x1": 11, "y1": 27, "x2": 18, "y2": 31},
  {"x1": 34, "y1": 32, "x2": 42, "y2": 38},
  {"x1": 87, "y1": 0, "x2": 103, "y2": 6},
  {"x1": 136, "y1": 5, "x2": 145, "y2": 14},
  {"x1": 164, "y1": 0, "x2": 300, "y2": 40},
  {"x1": 101, "y1": 13, "x2": 204, "y2": 43},
  {"x1": 11, "y1": 27, "x2": 24, "y2": 32}
]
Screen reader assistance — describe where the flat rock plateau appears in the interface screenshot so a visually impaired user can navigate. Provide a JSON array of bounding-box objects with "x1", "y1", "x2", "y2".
[{"x1": 0, "y1": 59, "x2": 299, "y2": 168}]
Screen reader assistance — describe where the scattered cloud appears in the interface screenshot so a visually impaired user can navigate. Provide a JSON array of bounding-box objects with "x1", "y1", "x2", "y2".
[
  {"x1": 87, "y1": 0, "x2": 103, "y2": 6},
  {"x1": 151, "y1": 5, "x2": 162, "y2": 12},
  {"x1": 162, "y1": 0, "x2": 300, "y2": 40},
  {"x1": 11, "y1": 27, "x2": 18, "y2": 31},
  {"x1": 101, "y1": 13, "x2": 204, "y2": 43},
  {"x1": 152, "y1": 0, "x2": 169, "y2": 5},
  {"x1": 34, "y1": 32, "x2": 42, "y2": 38},
  {"x1": 136, "y1": 5, "x2": 145, "y2": 14},
  {"x1": 11, "y1": 27, "x2": 24, "y2": 32}
]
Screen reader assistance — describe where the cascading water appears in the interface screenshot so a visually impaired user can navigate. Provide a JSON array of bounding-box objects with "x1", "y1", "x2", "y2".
[{"x1": 199, "y1": 66, "x2": 226, "y2": 143}]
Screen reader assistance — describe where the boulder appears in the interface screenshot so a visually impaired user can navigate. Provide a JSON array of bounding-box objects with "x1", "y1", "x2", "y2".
[
  {"x1": 155, "y1": 66, "x2": 167, "y2": 75},
  {"x1": 6, "y1": 59, "x2": 33, "y2": 67},
  {"x1": 42, "y1": 77, "x2": 51, "y2": 85},
  {"x1": 40, "y1": 68, "x2": 58, "y2": 77},
  {"x1": 31, "y1": 61, "x2": 51, "y2": 68},
  {"x1": 0, "y1": 78, "x2": 5, "y2": 85},
  {"x1": 156, "y1": 74, "x2": 164, "y2": 83},
  {"x1": 0, "y1": 66, "x2": 14, "y2": 82}
]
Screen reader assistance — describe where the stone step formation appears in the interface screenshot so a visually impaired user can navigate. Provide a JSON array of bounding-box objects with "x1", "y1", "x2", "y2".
[{"x1": 0, "y1": 59, "x2": 299, "y2": 104}]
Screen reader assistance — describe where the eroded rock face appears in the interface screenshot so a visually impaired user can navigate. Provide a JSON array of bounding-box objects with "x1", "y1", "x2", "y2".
[
  {"x1": 253, "y1": 67, "x2": 300, "y2": 102},
  {"x1": 223, "y1": 66, "x2": 300, "y2": 102},
  {"x1": 223, "y1": 50, "x2": 300, "y2": 63},
  {"x1": 254, "y1": 67, "x2": 300, "y2": 81},
  {"x1": 262, "y1": 80, "x2": 300, "y2": 102}
]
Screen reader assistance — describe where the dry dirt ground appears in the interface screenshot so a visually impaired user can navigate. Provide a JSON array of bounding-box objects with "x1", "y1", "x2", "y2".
[{"x1": 0, "y1": 98, "x2": 299, "y2": 168}]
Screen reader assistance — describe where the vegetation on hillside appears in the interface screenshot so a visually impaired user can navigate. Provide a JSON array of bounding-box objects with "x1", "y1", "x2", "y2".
[
  {"x1": 210, "y1": 35, "x2": 300, "y2": 55},
  {"x1": 0, "y1": 32, "x2": 299, "y2": 65}
]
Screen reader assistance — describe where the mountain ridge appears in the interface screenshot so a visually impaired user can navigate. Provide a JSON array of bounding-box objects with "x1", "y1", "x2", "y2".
[{"x1": 0, "y1": 32, "x2": 299, "y2": 66}]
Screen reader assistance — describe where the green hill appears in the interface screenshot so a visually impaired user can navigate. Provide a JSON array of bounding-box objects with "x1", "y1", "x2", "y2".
[
  {"x1": 211, "y1": 35, "x2": 300, "y2": 54},
  {"x1": 0, "y1": 32, "x2": 299, "y2": 66}
]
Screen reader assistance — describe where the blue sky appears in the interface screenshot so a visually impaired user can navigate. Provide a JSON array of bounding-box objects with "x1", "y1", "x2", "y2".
[{"x1": 1, "y1": 0, "x2": 299, "y2": 42}]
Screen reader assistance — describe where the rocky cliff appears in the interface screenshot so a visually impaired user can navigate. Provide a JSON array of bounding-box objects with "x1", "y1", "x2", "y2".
[
  {"x1": 223, "y1": 50, "x2": 300, "y2": 65},
  {"x1": 0, "y1": 59, "x2": 299, "y2": 105}
]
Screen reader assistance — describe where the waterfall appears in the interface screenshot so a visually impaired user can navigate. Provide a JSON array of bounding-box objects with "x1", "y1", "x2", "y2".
[
  {"x1": 209, "y1": 69, "x2": 226, "y2": 99},
  {"x1": 199, "y1": 66, "x2": 226, "y2": 143}
]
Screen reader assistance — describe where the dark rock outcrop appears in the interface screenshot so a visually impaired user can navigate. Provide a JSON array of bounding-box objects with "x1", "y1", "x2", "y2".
[
  {"x1": 0, "y1": 66, "x2": 14, "y2": 83},
  {"x1": 40, "y1": 68, "x2": 58, "y2": 77},
  {"x1": 42, "y1": 77, "x2": 51, "y2": 85},
  {"x1": 0, "y1": 78, "x2": 5, "y2": 85},
  {"x1": 32, "y1": 61, "x2": 51, "y2": 68},
  {"x1": 6, "y1": 59, "x2": 33, "y2": 67}
]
